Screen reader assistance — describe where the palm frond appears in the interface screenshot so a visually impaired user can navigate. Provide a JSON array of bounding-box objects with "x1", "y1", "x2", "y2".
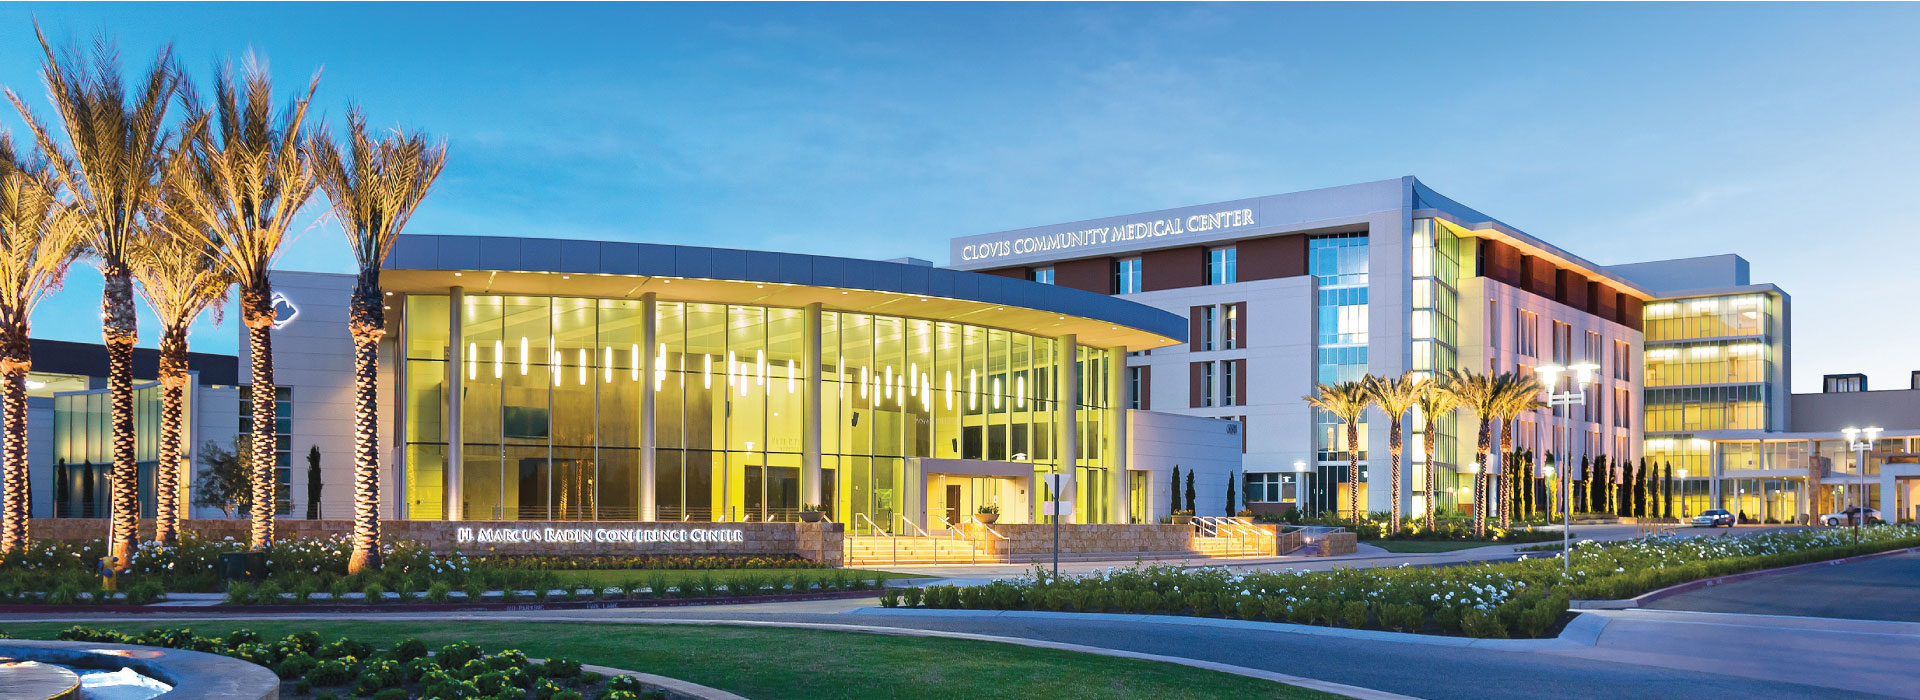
[
  {"x1": 130, "y1": 156, "x2": 232, "y2": 330},
  {"x1": 1303, "y1": 380, "x2": 1372, "y2": 423},
  {"x1": 1364, "y1": 372, "x2": 1426, "y2": 418},
  {"x1": 309, "y1": 107, "x2": 447, "y2": 279},
  {"x1": 3, "y1": 25, "x2": 182, "y2": 265},
  {"x1": 159, "y1": 55, "x2": 320, "y2": 290},
  {"x1": 0, "y1": 130, "x2": 89, "y2": 335}
]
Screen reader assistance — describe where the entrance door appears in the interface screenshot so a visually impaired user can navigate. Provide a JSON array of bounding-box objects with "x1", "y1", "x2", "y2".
[{"x1": 945, "y1": 484, "x2": 962, "y2": 528}]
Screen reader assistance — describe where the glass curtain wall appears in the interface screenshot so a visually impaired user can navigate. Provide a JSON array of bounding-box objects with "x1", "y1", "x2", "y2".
[
  {"x1": 404, "y1": 293, "x2": 1110, "y2": 527},
  {"x1": 1310, "y1": 232, "x2": 1370, "y2": 516},
  {"x1": 1410, "y1": 219, "x2": 1461, "y2": 518},
  {"x1": 51, "y1": 383, "x2": 167, "y2": 518}
]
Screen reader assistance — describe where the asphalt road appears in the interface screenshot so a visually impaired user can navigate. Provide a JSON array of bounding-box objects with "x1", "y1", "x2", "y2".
[
  {"x1": 1647, "y1": 550, "x2": 1920, "y2": 622},
  {"x1": 461, "y1": 603, "x2": 1902, "y2": 700}
]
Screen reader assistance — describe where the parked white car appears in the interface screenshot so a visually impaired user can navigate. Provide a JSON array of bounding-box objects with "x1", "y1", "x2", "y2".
[
  {"x1": 1690, "y1": 509, "x2": 1734, "y2": 528},
  {"x1": 1820, "y1": 507, "x2": 1881, "y2": 526}
]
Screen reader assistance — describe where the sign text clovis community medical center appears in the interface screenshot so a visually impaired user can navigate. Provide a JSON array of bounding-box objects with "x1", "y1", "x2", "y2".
[{"x1": 958, "y1": 207, "x2": 1258, "y2": 263}]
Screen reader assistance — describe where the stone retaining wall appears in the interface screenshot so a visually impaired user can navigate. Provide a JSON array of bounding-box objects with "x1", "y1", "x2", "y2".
[
  {"x1": 26, "y1": 518, "x2": 845, "y2": 564},
  {"x1": 1309, "y1": 531, "x2": 1357, "y2": 556}
]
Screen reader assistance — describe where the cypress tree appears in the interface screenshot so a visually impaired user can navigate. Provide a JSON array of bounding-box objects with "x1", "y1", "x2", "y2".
[
  {"x1": 1636, "y1": 457, "x2": 1649, "y2": 517},
  {"x1": 1171, "y1": 466, "x2": 1181, "y2": 516},
  {"x1": 1225, "y1": 472, "x2": 1237, "y2": 517},
  {"x1": 1577, "y1": 455, "x2": 1591, "y2": 513},
  {"x1": 1664, "y1": 461, "x2": 1675, "y2": 518},
  {"x1": 1185, "y1": 469, "x2": 1196, "y2": 515}
]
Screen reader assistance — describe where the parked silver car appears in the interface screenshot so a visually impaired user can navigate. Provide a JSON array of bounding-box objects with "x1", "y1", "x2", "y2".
[
  {"x1": 1690, "y1": 509, "x2": 1734, "y2": 527},
  {"x1": 1820, "y1": 507, "x2": 1881, "y2": 526}
]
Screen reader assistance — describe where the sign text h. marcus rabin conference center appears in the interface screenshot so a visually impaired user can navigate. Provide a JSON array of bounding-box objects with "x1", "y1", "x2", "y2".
[{"x1": 957, "y1": 207, "x2": 1258, "y2": 262}]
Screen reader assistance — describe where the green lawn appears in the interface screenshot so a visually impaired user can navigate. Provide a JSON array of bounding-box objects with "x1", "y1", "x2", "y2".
[
  {"x1": 4, "y1": 620, "x2": 1336, "y2": 700},
  {"x1": 1367, "y1": 540, "x2": 1501, "y2": 553},
  {"x1": 549, "y1": 568, "x2": 926, "y2": 588}
]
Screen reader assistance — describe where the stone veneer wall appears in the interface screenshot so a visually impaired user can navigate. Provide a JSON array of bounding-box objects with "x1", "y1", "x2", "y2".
[
  {"x1": 26, "y1": 518, "x2": 844, "y2": 564},
  {"x1": 1309, "y1": 531, "x2": 1357, "y2": 556},
  {"x1": 963, "y1": 523, "x2": 1196, "y2": 557}
]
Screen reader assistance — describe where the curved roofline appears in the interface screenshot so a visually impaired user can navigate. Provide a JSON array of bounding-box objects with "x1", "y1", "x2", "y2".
[{"x1": 383, "y1": 234, "x2": 1186, "y2": 349}]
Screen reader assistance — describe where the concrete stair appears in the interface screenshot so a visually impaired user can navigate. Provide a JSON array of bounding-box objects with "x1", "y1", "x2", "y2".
[
  {"x1": 844, "y1": 535, "x2": 1005, "y2": 566},
  {"x1": 1191, "y1": 535, "x2": 1276, "y2": 558}
]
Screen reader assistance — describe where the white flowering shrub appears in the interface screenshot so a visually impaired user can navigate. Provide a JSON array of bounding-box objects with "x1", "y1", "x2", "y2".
[{"x1": 900, "y1": 524, "x2": 1920, "y2": 638}]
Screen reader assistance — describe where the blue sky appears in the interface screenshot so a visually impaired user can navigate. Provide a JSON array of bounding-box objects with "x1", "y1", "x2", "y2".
[{"x1": 2, "y1": 2, "x2": 1916, "y2": 392}]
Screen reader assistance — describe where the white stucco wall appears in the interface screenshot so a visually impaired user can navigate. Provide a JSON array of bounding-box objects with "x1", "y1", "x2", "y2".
[
  {"x1": 1127, "y1": 409, "x2": 1242, "y2": 519},
  {"x1": 241, "y1": 271, "x2": 360, "y2": 521}
]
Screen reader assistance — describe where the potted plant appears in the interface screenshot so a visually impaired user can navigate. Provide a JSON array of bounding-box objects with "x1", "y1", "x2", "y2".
[
  {"x1": 1171, "y1": 509, "x2": 1194, "y2": 525},
  {"x1": 974, "y1": 504, "x2": 1000, "y2": 524},
  {"x1": 1235, "y1": 509, "x2": 1256, "y2": 521},
  {"x1": 799, "y1": 504, "x2": 827, "y2": 523}
]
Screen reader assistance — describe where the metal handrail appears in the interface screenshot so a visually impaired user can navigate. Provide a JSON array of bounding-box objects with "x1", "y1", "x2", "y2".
[
  {"x1": 895, "y1": 513, "x2": 933, "y2": 538},
  {"x1": 930, "y1": 515, "x2": 974, "y2": 565},
  {"x1": 973, "y1": 520, "x2": 1010, "y2": 540},
  {"x1": 853, "y1": 512, "x2": 888, "y2": 538}
]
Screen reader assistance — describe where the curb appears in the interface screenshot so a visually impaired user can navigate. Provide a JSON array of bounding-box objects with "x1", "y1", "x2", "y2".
[
  {"x1": 1569, "y1": 545, "x2": 1920, "y2": 610},
  {"x1": 578, "y1": 662, "x2": 749, "y2": 700},
  {"x1": 847, "y1": 606, "x2": 1609, "y2": 651},
  {"x1": 0, "y1": 588, "x2": 879, "y2": 616}
]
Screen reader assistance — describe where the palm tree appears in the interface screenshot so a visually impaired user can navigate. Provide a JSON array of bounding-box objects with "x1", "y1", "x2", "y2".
[
  {"x1": 310, "y1": 110, "x2": 446, "y2": 573},
  {"x1": 131, "y1": 164, "x2": 231, "y2": 546},
  {"x1": 161, "y1": 58, "x2": 319, "y2": 549},
  {"x1": 1304, "y1": 380, "x2": 1372, "y2": 521},
  {"x1": 1442, "y1": 368, "x2": 1501, "y2": 537},
  {"x1": 1413, "y1": 376, "x2": 1457, "y2": 530},
  {"x1": 7, "y1": 30, "x2": 184, "y2": 566},
  {"x1": 1364, "y1": 373, "x2": 1424, "y2": 533},
  {"x1": 1493, "y1": 373, "x2": 1546, "y2": 530},
  {"x1": 0, "y1": 132, "x2": 88, "y2": 553}
]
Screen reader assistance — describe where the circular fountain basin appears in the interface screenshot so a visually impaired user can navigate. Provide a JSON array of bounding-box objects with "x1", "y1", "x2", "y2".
[
  {"x1": 0, "y1": 659, "x2": 81, "y2": 700},
  {"x1": 0, "y1": 641, "x2": 276, "y2": 700}
]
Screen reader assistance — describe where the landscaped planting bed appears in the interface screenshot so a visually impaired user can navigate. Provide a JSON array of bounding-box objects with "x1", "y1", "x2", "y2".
[
  {"x1": 31, "y1": 626, "x2": 668, "y2": 700},
  {"x1": 881, "y1": 525, "x2": 1920, "y2": 639},
  {"x1": 0, "y1": 534, "x2": 864, "y2": 607}
]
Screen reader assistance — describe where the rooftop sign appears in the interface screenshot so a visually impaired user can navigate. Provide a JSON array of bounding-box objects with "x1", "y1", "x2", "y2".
[{"x1": 957, "y1": 207, "x2": 1258, "y2": 263}]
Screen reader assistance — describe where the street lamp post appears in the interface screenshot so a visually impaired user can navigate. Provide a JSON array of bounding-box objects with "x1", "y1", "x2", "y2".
[
  {"x1": 1292, "y1": 460, "x2": 1311, "y2": 518},
  {"x1": 1676, "y1": 468, "x2": 1688, "y2": 518},
  {"x1": 1842, "y1": 426, "x2": 1881, "y2": 545},
  {"x1": 1538, "y1": 362, "x2": 1600, "y2": 573}
]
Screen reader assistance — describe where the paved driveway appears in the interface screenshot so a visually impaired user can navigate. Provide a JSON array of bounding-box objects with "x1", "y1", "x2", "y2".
[{"x1": 1646, "y1": 551, "x2": 1920, "y2": 622}]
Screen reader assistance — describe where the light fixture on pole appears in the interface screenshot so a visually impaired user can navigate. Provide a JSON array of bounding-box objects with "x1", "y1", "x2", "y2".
[
  {"x1": 1538, "y1": 362, "x2": 1599, "y2": 573},
  {"x1": 1842, "y1": 426, "x2": 1881, "y2": 544},
  {"x1": 1676, "y1": 468, "x2": 1688, "y2": 518}
]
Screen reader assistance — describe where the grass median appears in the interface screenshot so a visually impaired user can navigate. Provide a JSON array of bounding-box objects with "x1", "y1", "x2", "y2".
[{"x1": 3, "y1": 620, "x2": 1338, "y2": 700}]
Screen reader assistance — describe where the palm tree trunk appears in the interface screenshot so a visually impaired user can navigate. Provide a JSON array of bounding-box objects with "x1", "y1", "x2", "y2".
[
  {"x1": 1423, "y1": 427, "x2": 1437, "y2": 530},
  {"x1": 1498, "y1": 419, "x2": 1514, "y2": 530},
  {"x1": 154, "y1": 325, "x2": 189, "y2": 546},
  {"x1": 347, "y1": 275, "x2": 384, "y2": 573},
  {"x1": 0, "y1": 323, "x2": 29, "y2": 553},
  {"x1": 1345, "y1": 422, "x2": 1359, "y2": 521},
  {"x1": 242, "y1": 286, "x2": 277, "y2": 550},
  {"x1": 104, "y1": 266, "x2": 140, "y2": 569},
  {"x1": 1474, "y1": 418, "x2": 1490, "y2": 538},
  {"x1": 1388, "y1": 418, "x2": 1402, "y2": 532}
]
